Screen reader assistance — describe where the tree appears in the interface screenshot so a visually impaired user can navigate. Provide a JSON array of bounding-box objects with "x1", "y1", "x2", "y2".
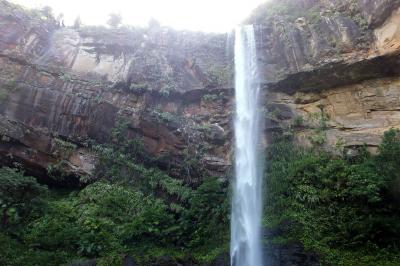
[
  {"x1": 107, "y1": 13, "x2": 123, "y2": 28},
  {"x1": 0, "y1": 167, "x2": 47, "y2": 227},
  {"x1": 73, "y1": 16, "x2": 82, "y2": 29},
  {"x1": 56, "y1": 13, "x2": 65, "y2": 27},
  {"x1": 40, "y1": 6, "x2": 53, "y2": 19}
]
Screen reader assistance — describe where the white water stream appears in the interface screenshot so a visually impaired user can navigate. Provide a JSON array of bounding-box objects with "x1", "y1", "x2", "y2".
[{"x1": 230, "y1": 25, "x2": 263, "y2": 266}]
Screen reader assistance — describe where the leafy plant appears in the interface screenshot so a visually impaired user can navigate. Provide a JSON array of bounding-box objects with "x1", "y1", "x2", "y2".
[
  {"x1": 292, "y1": 115, "x2": 304, "y2": 127},
  {"x1": 202, "y1": 94, "x2": 218, "y2": 103},
  {"x1": 206, "y1": 65, "x2": 230, "y2": 86},
  {"x1": 128, "y1": 82, "x2": 149, "y2": 93},
  {"x1": 264, "y1": 129, "x2": 400, "y2": 265},
  {"x1": 0, "y1": 167, "x2": 47, "y2": 227}
]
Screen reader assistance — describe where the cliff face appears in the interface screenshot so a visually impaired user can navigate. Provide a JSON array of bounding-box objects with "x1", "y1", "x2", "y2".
[
  {"x1": 1, "y1": 0, "x2": 400, "y2": 183},
  {"x1": 252, "y1": 0, "x2": 400, "y2": 154},
  {"x1": 0, "y1": 0, "x2": 233, "y2": 184}
]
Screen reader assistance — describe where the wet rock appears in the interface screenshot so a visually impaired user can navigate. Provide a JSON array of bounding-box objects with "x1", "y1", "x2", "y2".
[
  {"x1": 123, "y1": 255, "x2": 136, "y2": 266},
  {"x1": 263, "y1": 222, "x2": 319, "y2": 266},
  {"x1": 267, "y1": 103, "x2": 294, "y2": 120},
  {"x1": 206, "y1": 123, "x2": 226, "y2": 144},
  {"x1": 263, "y1": 243, "x2": 319, "y2": 266}
]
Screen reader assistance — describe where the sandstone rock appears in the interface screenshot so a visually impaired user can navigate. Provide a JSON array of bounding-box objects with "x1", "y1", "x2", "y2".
[
  {"x1": 0, "y1": 1, "x2": 235, "y2": 183},
  {"x1": 374, "y1": 6, "x2": 400, "y2": 53},
  {"x1": 269, "y1": 77, "x2": 400, "y2": 151}
]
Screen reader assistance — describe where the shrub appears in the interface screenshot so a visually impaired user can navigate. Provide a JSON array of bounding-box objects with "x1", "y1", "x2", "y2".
[
  {"x1": 0, "y1": 167, "x2": 47, "y2": 227},
  {"x1": 1, "y1": 121, "x2": 229, "y2": 264},
  {"x1": 264, "y1": 129, "x2": 400, "y2": 265}
]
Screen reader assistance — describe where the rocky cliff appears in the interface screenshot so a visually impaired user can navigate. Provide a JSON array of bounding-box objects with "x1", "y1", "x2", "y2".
[
  {"x1": 251, "y1": 0, "x2": 400, "y2": 155},
  {"x1": 0, "y1": 0, "x2": 233, "y2": 184},
  {"x1": 1, "y1": 0, "x2": 400, "y2": 184}
]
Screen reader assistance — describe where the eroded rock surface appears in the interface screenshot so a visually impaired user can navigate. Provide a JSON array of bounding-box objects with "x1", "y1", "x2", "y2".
[
  {"x1": 1, "y1": 0, "x2": 400, "y2": 184},
  {"x1": 255, "y1": 0, "x2": 400, "y2": 154},
  {"x1": 0, "y1": 0, "x2": 232, "y2": 183},
  {"x1": 267, "y1": 77, "x2": 400, "y2": 153}
]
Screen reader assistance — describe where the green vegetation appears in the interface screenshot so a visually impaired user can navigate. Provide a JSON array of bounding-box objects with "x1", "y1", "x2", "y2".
[
  {"x1": 307, "y1": 111, "x2": 329, "y2": 146},
  {"x1": 207, "y1": 65, "x2": 230, "y2": 86},
  {"x1": 264, "y1": 129, "x2": 400, "y2": 265},
  {"x1": 202, "y1": 94, "x2": 219, "y2": 103},
  {"x1": 53, "y1": 138, "x2": 77, "y2": 157},
  {"x1": 127, "y1": 82, "x2": 149, "y2": 93},
  {"x1": 0, "y1": 65, "x2": 20, "y2": 103},
  {"x1": 1, "y1": 96, "x2": 400, "y2": 266},
  {"x1": 0, "y1": 80, "x2": 18, "y2": 102},
  {"x1": 292, "y1": 115, "x2": 304, "y2": 128},
  {"x1": 0, "y1": 0, "x2": 56, "y2": 24},
  {"x1": 126, "y1": 79, "x2": 175, "y2": 96},
  {"x1": 159, "y1": 81, "x2": 175, "y2": 97},
  {"x1": 152, "y1": 109, "x2": 179, "y2": 123},
  {"x1": 60, "y1": 73, "x2": 73, "y2": 82},
  {"x1": 245, "y1": 0, "x2": 371, "y2": 50},
  {"x1": 340, "y1": 0, "x2": 369, "y2": 31},
  {"x1": 0, "y1": 122, "x2": 229, "y2": 265},
  {"x1": 0, "y1": 167, "x2": 47, "y2": 228},
  {"x1": 245, "y1": 0, "x2": 318, "y2": 24},
  {"x1": 46, "y1": 160, "x2": 70, "y2": 181}
]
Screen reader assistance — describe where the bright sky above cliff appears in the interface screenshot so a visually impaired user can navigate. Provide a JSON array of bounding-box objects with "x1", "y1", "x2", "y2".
[{"x1": 11, "y1": 0, "x2": 268, "y2": 32}]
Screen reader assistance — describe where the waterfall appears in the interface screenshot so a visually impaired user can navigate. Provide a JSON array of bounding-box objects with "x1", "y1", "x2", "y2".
[{"x1": 230, "y1": 25, "x2": 263, "y2": 266}]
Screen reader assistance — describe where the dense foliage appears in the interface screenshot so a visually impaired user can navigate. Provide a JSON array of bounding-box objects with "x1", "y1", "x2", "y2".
[
  {"x1": 0, "y1": 167, "x2": 47, "y2": 228},
  {"x1": 2, "y1": 119, "x2": 400, "y2": 265},
  {"x1": 0, "y1": 122, "x2": 229, "y2": 265},
  {"x1": 264, "y1": 129, "x2": 400, "y2": 265}
]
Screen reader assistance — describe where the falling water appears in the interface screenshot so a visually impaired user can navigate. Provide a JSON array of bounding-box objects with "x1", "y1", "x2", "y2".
[{"x1": 231, "y1": 25, "x2": 263, "y2": 266}]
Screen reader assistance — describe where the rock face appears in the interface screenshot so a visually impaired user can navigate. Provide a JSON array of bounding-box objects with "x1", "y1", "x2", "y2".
[
  {"x1": 251, "y1": 0, "x2": 400, "y2": 154},
  {"x1": 249, "y1": 0, "x2": 400, "y2": 89},
  {"x1": 263, "y1": 243, "x2": 319, "y2": 266},
  {"x1": 0, "y1": 0, "x2": 233, "y2": 183},
  {"x1": 268, "y1": 77, "x2": 400, "y2": 153},
  {"x1": 1, "y1": 0, "x2": 400, "y2": 184}
]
